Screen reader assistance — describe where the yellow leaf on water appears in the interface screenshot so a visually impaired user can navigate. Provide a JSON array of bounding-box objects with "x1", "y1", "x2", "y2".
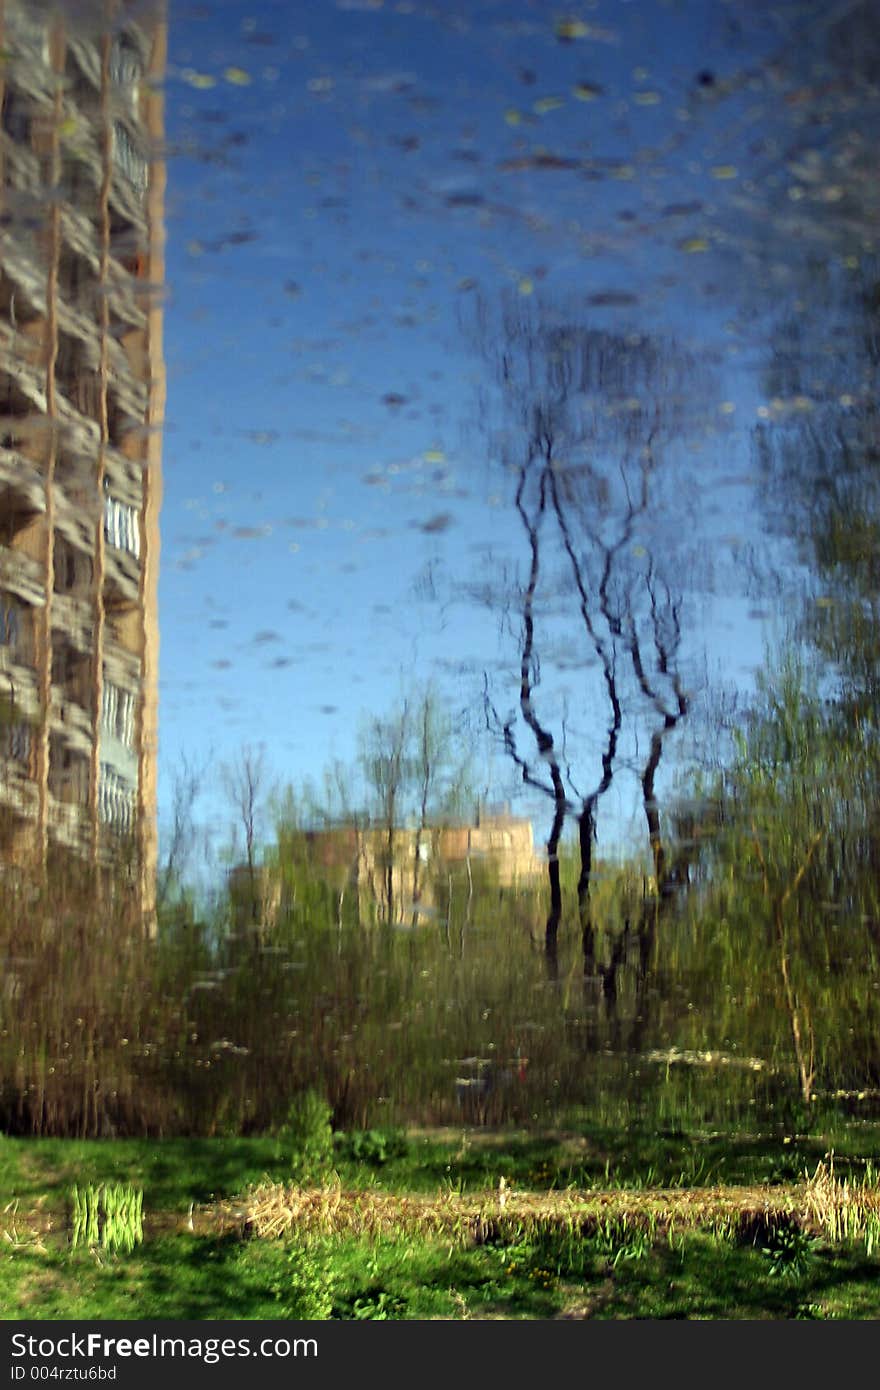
[
  {"x1": 533, "y1": 96, "x2": 564, "y2": 115},
  {"x1": 573, "y1": 83, "x2": 602, "y2": 101},
  {"x1": 504, "y1": 108, "x2": 522, "y2": 126},
  {"x1": 224, "y1": 67, "x2": 252, "y2": 86},
  {"x1": 555, "y1": 19, "x2": 591, "y2": 40},
  {"x1": 633, "y1": 91, "x2": 661, "y2": 105},
  {"x1": 711, "y1": 164, "x2": 738, "y2": 180},
  {"x1": 517, "y1": 277, "x2": 534, "y2": 296},
  {"x1": 679, "y1": 237, "x2": 709, "y2": 253},
  {"x1": 182, "y1": 68, "x2": 216, "y2": 89}
]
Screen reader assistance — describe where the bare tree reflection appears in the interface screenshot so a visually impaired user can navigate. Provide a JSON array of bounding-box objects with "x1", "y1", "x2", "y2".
[{"x1": 472, "y1": 293, "x2": 707, "y2": 1011}]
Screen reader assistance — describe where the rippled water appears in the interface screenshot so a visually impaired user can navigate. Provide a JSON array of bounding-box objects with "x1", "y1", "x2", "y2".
[{"x1": 1, "y1": 0, "x2": 879, "y2": 1134}]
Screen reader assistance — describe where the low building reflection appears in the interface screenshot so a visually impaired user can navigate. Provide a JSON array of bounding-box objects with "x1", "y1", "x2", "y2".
[{"x1": 229, "y1": 806, "x2": 543, "y2": 930}]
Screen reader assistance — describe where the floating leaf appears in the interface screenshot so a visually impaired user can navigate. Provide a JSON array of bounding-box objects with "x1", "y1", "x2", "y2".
[
  {"x1": 679, "y1": 236, "x2": 709, "y2": 253},
  {"x1": 632, "y1": 91, "x2": 661, "y2": 105},
  {"x1": 533, "y1": 96, "x2": 564, "y2": 115},
  {"x1": 662, "y1": 200, "x2": 703, "y2": 217},
  {"x1": 423, "y1": 449, "x2": 446, "y2": 464},
  {"x1": 417, "y1": 512, "x2": 454, "y2": 534},
  {"x1": 517, "y1": 277, "x2": 534, "y2": 296},
  {"x1": 501, "y1": 152, "x2": 581, "y2": 171},
  {"x1": 711, "y1": 164, "x2": 738, "y2": 180},
  {"x1": 181, "y1": 68, "x2": 216, "y2": 89},
  {"x1": 573, "y1": 82, "x2": 603, "y2": 101},
  {"x1": 224, "y1": 67, "x2": 252, "y2": 86},
  {"x1": 555, "y1": 19, "x2": 591, "y2": 41},
  {"x1": 504, "y1": 108, "x2": 522, "y2": 126}
]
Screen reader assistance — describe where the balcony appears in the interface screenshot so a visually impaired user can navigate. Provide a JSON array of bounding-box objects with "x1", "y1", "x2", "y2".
[
  {"x1": 0, "y1": 448, "x2": 45, "y2": 543},
  {"x1": 48, "y1": 689, "x2": 93, "y2": 760},
  {"x1": 0, "y1": 543, "x2": 46, "y2": 608}
]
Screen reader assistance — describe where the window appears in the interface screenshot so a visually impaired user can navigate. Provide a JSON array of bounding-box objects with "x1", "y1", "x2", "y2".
[
  {"x1": 103, "y1": 493, "x2": 141, "y2": 558},
  {"x1": 112, "y1": 121, "x2": 148, "y2": 193},
  {"x1": 54, "y1": 536, "x2": 93, "y2": 595},
  {"x1": 110, "y1": 34, "x2": 143, "y2": 111},
  {"x1": 98, "y1": 762, "x2": 136, "y2": 833},
  {"x1": 101, "y1": 678, "x2": 136, "y2": 747},
  {"x1": 0, "y1": 600, "x2": 20, "y2": 650},
  {"x1": 5, "y1": 720, "x2": 31, "y2": 764}
]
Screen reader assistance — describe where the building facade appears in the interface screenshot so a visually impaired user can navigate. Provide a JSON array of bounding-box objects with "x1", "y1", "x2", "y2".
[
  {"x1": 229, "y1": 811, "x2": 543, "y2": 930},
  {"x1": 0, "y1": 1, "x2": 165, "y2": 914}
]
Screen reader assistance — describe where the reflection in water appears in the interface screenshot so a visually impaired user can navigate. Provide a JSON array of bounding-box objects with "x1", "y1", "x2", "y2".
[
  {"x1": 0, "y1": 0, "x2": 879, "y2": 1138},
  {"x1": 472, "y1": 301, "x2": 705, "y2": 973},
  {"x1": 229, "y1": 803, "x2": 541, "y2": 930},
  {"x1": 0, "y1": 1, "x2": 165, "y2": 915}
]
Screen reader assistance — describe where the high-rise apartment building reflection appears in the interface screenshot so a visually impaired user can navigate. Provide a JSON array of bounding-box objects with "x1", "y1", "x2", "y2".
[{"x1": 0, "y1": 2, "x2": 165, "y2": 917}]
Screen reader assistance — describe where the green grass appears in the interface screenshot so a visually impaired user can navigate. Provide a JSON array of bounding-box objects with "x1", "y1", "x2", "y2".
[
  {"x1": 0, "y1": 1135, "x2": 284, "y2": 1212},
  {"x1": 4, "y1": 1224, "x2": 880, "y2": 1321},
  {"x1": 4, "y1": 1117, "x2": 880, "y2": 1208},
  {"x1": 4, "y1": 1123, "x2": 880, "y2": 1320}
]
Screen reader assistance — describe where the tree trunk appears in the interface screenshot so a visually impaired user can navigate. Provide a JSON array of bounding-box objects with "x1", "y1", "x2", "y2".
[{"x1": 544, "y1": 800, "x2": 565, "y2": 977}]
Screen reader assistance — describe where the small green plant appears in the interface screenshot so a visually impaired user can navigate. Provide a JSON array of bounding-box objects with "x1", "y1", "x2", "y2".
[
  {"x1": 70, "y1": 1183, "x2": 143, "y2": 1254},
  {"x1": 758, "y1": 1220, "x2": 817, "y2": 1280},
  {"x1": 795, "y1": 1302, "x2": 829, "y2": 1319},
  {"x1": 528, "y1": 1160, "x2": 558, "y2": 1188},
  {"x1": 493, "y1": 1218, "x2": 651, "y2": 1283},
  {"x1": 277, "y1": 1090, "x2": 335, "y2": 1182},
  {"x1": 587, "y1": 1214, "x2": 655, "y2": 1268},
  {"x1": 335, "y1": 1128, "x2": 409, "y2": 1166},
  {"x1": 346, "y1": 1288, "x2": 407, "y2": 1320},
  {"x1": 262, "y1": 1240, "x2": 335, "y2": 1319}
]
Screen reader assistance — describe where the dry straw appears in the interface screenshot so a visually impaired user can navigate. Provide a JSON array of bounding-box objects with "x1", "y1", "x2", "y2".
[
  {"x1": 219, "y1": 1179, "x2": 807, "y2": 1247},
  {"x1": 803, "y1": 1157, "x2": 880, "y2": 1253}
]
